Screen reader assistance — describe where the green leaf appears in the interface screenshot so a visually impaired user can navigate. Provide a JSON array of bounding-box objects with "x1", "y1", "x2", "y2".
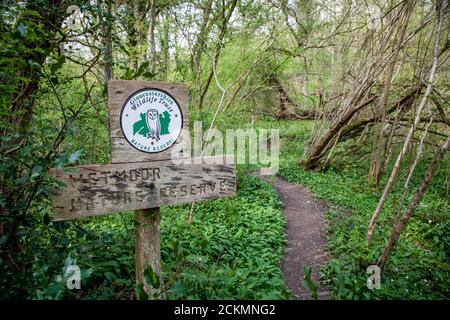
[
  {"x1": 43, "y1": 213, "x2": 51, "y2": 225},
  {"x1": 50, "y1": 76, "x2": 59, "y2": 85},
  {"x1": 0, "y1": 235, "x2": 7, "y2": 248},
  {"x1": 135, "y1": 61, "x2": 150, "y2": 78},
  {"x1": 143, "y1": 265, "x2": 160, "y2": 289},
  {"x1": 170, "y1": 282, "x2": 188, "y2": 298},
  {"x1": 302, "y1": 266, "x2": 318, "y2": 300},
  {"x1": 68, "y1": 150, "x2": 83, "y2": 163},
  {"x1": 55, "y1": 154, "x2": 68, "y2": 169},
  {"x1": 124, "y1": 68, "x2": 133, "y2": 80},
  {"x1": 135, "y1": 283, "x2": 148, "y2": 300},
  {"x1": 15, "y1": 175, "x2": 28, "y2": 186},
  {"x1": 31, "y1": 165, "x2": 43, "y2": 179},
  {"x1": 17, "y1": 22, "x2": 27, "y2": 37},
  {"x1": 104, "y1": 271, "x2": 116, "y2": 282},
  {"x1": 51, "y1": 55, "x2": 65, "y2": 74}
]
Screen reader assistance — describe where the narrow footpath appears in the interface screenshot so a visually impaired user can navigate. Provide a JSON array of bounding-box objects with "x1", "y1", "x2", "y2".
[{"x1": 260, "y1": 175, "x2": 331, "y2": 300}]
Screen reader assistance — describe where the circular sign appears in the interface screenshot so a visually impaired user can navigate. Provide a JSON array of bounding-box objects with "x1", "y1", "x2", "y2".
[{"x1": 120, "y1": 88, "x2": 183, "y2": 153}]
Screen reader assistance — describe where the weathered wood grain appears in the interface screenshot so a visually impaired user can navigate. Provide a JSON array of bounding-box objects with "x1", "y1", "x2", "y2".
[
  {"x1": 135, "y1": 208, "x2": 161, "y2": 296},
  {"x1": 50, "y1": 156, "x2": 236, "y2": 221},
  {"x1": 110, "y1": 137, "x2": 189, "y2": 163},
  {"x1": 107, "y1": 80, "x2": 189, "y2": 163}
]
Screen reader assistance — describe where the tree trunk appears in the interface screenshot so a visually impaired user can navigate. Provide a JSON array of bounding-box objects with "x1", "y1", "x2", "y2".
[
  {"x1": 368, "y1": 3, "x2": 412, "y2": 187},
  {"x1": 191, "y1": 0, "x2": 214, "y2": 77},
  {"x1": 198, "y1": 0, "x2": 237, "y2": 110},
  {"x1": 276, "y1": 83, "x2": 288, "y2": 119},
  {"x1": 378, "y1": 135, "x2": 450, "y2": 273},
  {"x1": 300, "y1": 94, "x2": 379, "y2": 169},
  {"x1": 148, "y1": 0, "x2": 157, "y2": 74},
  {"x1": 99, "y1": 0, "x2": 114, "y2": 81},
  {"x1": 339, "y1": 85, "x2": 424, "y2": 141},
  {"x1": 135, "y1": 208, "x2": 162, "y2": 298},
  {"x1": 161, "y1": 15, "x2": 170, "y2": 80},
  {"x1": 367, "y1": 0, "x2": 446, "y2": 244},
  {"x1": 2, "y1": 1, "x2": 66, "y2": 137},
  {"x1": 1, "y1": 0, "x2": 67, "y2": 270}
]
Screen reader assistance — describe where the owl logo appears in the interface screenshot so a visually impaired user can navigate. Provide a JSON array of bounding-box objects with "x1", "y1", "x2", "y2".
[
  {"x1": 146, "y1": 109, "x2": 160, "y2": 141},
  {"x1": 122, "y1": 88, "x2": 181, "y2": 153}
]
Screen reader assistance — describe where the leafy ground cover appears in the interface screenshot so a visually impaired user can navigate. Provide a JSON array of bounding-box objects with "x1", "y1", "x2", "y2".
[
  {"x1": 2, "y1": 170, "x2": 290, "y2": 300},
  {"x1": 2, "y1": 113, "x2": 447, "y2": 300},
  {"x1": 277, "y1": 120, "x2": 449, "y2": 300}
]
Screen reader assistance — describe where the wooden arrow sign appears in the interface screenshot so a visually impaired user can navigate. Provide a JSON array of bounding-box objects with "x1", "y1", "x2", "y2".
[{"x1": 51, "y1": 156, "x2": 235, "y2": 221}]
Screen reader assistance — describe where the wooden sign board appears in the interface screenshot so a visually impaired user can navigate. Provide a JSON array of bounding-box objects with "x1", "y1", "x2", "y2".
[
  {"x1": 107, "y1": 80, "x2": 189, "y2": 164},
  {"x1": 50, "y1": 80, "x2": 237, "y2": 297},
  {"x1": 51, "y1": 156, "x2": 235, "y2": 221}
]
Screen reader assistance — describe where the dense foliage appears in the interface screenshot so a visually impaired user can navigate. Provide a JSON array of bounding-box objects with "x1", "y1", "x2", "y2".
[
  {"x1": 1, "y1": 169, "x2": 290, "y2": 299},
  {"x1": 0, "y1": 0, "x2": 448, "y2": 300},
  {"x1": 277, "y1": 120, "x2": 449, "y2": 299}
]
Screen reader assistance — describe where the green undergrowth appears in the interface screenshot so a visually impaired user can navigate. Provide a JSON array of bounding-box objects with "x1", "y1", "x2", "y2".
[
  {"x1": 4, "y1": 171, "x2": 290, "y2": 300},
  {"x1": 160, "y1": 172, "x2": 289, "y2": 299},
  {"x1": 277, "y1": 120, "x2": 449, "y2": 300}
]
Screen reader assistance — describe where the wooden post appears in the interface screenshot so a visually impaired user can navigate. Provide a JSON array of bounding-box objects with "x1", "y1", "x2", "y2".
[
  {"x1": 49, "y1": 81, "x2": 236, "y2": 301},
  {"x1": 135, "y1": 207, "x2": 161, "y2": 297}
]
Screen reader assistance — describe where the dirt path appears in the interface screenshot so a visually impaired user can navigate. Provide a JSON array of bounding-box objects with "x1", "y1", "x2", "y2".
[{"x1": 259, "y1": 175, "x2": 330, "y2": 300}]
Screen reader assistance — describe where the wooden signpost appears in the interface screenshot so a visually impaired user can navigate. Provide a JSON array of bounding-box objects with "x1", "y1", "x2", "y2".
[
  {"x1": 51, "y1": 158, "x2": 235, "y2": 221},
  {"x1": 50, "y1": 80, "x2": 236, "y2": 297}
]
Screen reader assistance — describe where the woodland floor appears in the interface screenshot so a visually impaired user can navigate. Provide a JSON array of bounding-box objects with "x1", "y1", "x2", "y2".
[{"x1": 259, "y1": 175, "x2": 331, "y2": 300}]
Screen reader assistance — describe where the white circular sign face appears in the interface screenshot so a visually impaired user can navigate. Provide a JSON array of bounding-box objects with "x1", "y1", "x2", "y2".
[{"x1": 120, "y1": 88, "x2": 183, "y2": 153}]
